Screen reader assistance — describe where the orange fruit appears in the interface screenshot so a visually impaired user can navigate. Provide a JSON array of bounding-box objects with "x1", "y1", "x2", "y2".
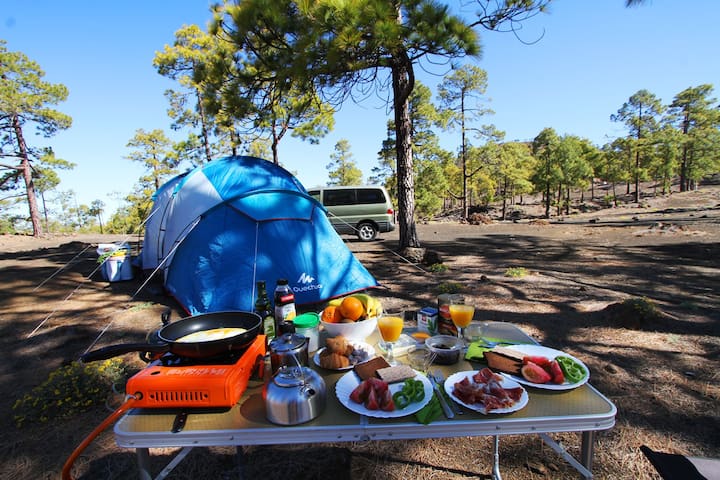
[
  {"x1": 339, "y1": 296, "x2": 364, "y2": 321},
  {"x1": 321, "y1": 305, "x2": 342, "y2": 323}
]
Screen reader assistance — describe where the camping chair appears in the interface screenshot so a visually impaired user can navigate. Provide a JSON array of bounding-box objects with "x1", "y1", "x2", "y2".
[{"x1": 640, "y1": 445, "x2": 720, "y2": 480}]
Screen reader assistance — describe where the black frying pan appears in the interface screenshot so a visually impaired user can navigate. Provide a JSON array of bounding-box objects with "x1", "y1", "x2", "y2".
[{"x1": 80, "y1": 311, "x2": 262, "y2": 362}]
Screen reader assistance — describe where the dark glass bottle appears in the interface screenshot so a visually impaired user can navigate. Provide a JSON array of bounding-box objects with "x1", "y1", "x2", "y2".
[
  {"x1": 273, "y1": 278, "x2": 296, "y2": 335},
  {"x1": 254, "y1": 280, "x2": 275, "y2": 340}
]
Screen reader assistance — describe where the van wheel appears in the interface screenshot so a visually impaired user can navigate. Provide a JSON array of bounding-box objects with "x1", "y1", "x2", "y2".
[{"x1": 356, "y1": 222, "x2": 378, "y2": 241}]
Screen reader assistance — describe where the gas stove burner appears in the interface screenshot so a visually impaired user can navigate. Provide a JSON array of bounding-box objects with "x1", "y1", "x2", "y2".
[
  {"x1": 155, "y1": 350, "x2": 246, "y2": 367},
  {"x1": 126, "y1": 335, "x2": 267, "y2": 409}
]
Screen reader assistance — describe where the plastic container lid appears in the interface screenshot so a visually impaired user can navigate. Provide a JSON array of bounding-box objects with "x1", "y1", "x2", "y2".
[
  {"x1": 420, "y1": 307, "x2": 438, "y2": 315},
  {"x1": 293, "y1": 312, "x2": 320, "y2": 328}
]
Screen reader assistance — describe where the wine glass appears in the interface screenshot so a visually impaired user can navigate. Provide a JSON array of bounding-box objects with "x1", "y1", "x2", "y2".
[
  {"x1": 448, "y1": 302, "x2": 475, "y2": 347},
  {"x1": 377, "y1": 312, "x2": 404, "y2": 365}
]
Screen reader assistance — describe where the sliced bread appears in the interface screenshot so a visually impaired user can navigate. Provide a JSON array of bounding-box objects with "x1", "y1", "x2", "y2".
[
  {"x1": 353, "y1": 356, "x2": 390, "y2": 381},
  {"x1": 484, "y1": 346, "x2": 525, "y2": 375},
  {"x1": 376, "y1": 365, "x2": 416, "y2": 383}
]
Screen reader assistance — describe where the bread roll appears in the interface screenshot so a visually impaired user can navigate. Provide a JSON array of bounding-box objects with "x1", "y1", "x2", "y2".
[
  {"x1": 326, "y1": 336, "x2": 350, "y2": 355},
  {"x1": 319, "y1": 351, "x2": 350, "y2": 369}
]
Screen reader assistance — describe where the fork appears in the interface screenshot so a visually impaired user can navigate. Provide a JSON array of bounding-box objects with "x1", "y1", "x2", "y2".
[{"x1": 432, "y1": 370, "x2": 463, "y2": 415}]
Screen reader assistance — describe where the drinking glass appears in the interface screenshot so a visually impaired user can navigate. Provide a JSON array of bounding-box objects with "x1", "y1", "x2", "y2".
[
  {"x1": 407, "y1": 347, "x2": 436, "y2": 374},
  {"x1": 448, "y1": 302, "x2": 475, "y2": 346},
  {"x1": 464, "y1": 321, "x2": 489, "y2": 343},
  {"x1": 377, "y1": 312, "x2": 404, "y2": 365}
]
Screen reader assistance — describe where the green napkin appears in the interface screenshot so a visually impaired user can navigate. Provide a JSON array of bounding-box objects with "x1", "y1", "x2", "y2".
[
  {"x1": 415, "y1": 393, "x2": 443, "y2": 424},
  {"x1": 464, "y1": 337, "x2": 528, "y2": 362}
]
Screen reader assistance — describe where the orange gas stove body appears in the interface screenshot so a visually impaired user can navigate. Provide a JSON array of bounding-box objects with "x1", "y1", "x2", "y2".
[{"x1": 126, "y1": 334, "x2": 266, "y2": 408}]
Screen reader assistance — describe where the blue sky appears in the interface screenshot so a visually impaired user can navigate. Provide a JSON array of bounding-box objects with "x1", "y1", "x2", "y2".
[{"x1": 2, "y1": 1, "x2": 718, "y2": 215}]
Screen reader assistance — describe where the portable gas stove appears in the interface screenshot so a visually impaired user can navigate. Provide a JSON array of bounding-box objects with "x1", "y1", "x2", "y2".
[{"x1": 126, "y1": 334, "x2": 266, "y2": 409}]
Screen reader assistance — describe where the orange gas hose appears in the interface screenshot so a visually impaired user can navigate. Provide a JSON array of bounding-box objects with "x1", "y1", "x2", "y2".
[{"x1": 61, "y1": 395, "x2": 140, "y2": 480}]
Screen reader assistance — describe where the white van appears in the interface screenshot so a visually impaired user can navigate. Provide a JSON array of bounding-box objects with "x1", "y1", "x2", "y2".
[{"x1": 307, "y1": 186, "x2": 395, "y2": 241}]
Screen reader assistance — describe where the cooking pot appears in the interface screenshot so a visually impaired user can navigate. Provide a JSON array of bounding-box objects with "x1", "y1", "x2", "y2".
[
  {"x1": 80, "y1": 311, "x2": 262, "y2": 362},
  {"x1": 268, "y1": 333, "x2": 308, "y2": 375},
  {"x1": 265, "y1": 366, "x2": 326, "y2": 425}
]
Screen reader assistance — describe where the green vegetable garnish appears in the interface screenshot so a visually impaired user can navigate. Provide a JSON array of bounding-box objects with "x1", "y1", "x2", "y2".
[
  {"x1": 392, "y1": 391, "x2": 410, "y2": 409},
  {"x1": 393, "y1": 378, "x2": 425, "y2": 409},
  {"x1": 556, "y1": 355, "x2": 586, "y2": 383},
  {"x1": 415, "y1": 394, "x2": 442, "y2": 424}
]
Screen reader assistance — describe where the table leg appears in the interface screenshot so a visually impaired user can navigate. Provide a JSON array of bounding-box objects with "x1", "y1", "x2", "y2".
[
  {"x1": 580, "y1": 431, "x2": 595, "y2": 473},
  {"x1": 492, "y1": 435, "x2": 503, "y2": 480},
  {"x1": 235, "y1": 446, "x2": 246, "y2": 480},
  {"x1": 136, "y1": 448, "x2": 152, "y2": 480},
  {"x1": 540, "y1": 433, "x2": 594, "y2": 479}
]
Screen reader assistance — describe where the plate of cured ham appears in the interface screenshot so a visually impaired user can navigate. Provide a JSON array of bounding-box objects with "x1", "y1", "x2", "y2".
[{"x1": 444, "y1": 368, "x2": 528, "y2": 414}]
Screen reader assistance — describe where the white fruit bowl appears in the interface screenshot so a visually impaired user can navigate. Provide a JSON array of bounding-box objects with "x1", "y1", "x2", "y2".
[{"x1": 320, "y1": 316, "x2": 378, "y2": 341}]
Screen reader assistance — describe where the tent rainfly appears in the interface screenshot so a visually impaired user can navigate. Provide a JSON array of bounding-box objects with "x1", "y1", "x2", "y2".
[{"x1": 141, "y1": 155, "x2": 379, "y2": 315}]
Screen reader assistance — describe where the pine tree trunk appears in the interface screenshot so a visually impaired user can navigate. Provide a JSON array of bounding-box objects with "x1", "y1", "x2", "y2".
[
  {"x1": 634, "y1": 151, "x2": 640, "y2": 203},
  {"x1": 12, "y1": 114, "x2": 43, "y2": 236},
  {"x1": 544, "y1": 183, "x2": 551, "y2": 219},
  {"x1": 196, "y1": 86, "x2": 213, "y2": 164},
  {"x1": 392, "y1": 52, "x2": 419, "y2": 249}
]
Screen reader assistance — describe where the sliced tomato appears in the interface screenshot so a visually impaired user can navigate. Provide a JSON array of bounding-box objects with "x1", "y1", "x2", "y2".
[
  {"x1": 365, "y1": 386, "x2": 380, "y2": 410},
  {"x1": 521, "y1": 361, "x2": 552, "y2": 384},
  {"x1": 523, "y1": 355, "x2": 552, "y2": 368},
  {"x1": 380, "y1": 388, "x2": 395, "y2": 411},
  {"x1": 366, "y1": 377, "x2": 388, "y2": 394},
  {"x1": 350, "y1": 380, "x2": 369, "y2": 404},
  {"x1": 549, "y1": 359, "x2": 565, "y2": 384}
]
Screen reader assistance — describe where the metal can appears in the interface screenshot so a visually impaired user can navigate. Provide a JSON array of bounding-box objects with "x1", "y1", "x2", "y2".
[{"x1": 437, "y1": 293, "x2": 463, "y2": 336}]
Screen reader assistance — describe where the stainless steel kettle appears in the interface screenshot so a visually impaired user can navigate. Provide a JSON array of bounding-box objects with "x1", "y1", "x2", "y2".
[{"x1": 265, "y1": 366, "x2": 326, "y2": 425}]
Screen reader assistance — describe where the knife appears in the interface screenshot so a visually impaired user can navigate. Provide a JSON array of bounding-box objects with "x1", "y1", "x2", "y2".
[
  {"x1": 429, "y1": 375, "x2": 454, "y2": 419},
  {"x1": 433, "y1": 370, "x2": 463, "y2": 416}
]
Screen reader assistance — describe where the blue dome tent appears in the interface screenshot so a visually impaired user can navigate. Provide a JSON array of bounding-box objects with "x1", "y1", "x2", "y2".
[{"x1": 142, "y1": 155, "x2": 379, "y2": 314}]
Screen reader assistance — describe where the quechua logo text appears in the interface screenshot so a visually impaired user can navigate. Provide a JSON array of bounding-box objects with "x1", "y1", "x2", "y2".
[{"x1": 294, "y1": 273, "x2": 321, "y2": 292}]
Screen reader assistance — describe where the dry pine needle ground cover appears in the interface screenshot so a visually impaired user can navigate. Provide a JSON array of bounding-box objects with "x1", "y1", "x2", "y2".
[{"x1": 0, "y1": 186, "x2": 718, "y2": 480}]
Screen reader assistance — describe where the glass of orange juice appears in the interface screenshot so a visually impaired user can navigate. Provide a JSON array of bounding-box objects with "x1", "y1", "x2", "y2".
[
  {"x1": 377, "y1": 312, "x2": 404, "y2": 365},
  {"x1": 448, "y1": 302, "x2": 474, "y2": 347}
]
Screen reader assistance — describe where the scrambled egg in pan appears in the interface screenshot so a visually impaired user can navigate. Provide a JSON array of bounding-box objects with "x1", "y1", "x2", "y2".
[{"x1": 175, "y1": 327, "x2": 247, "y2": 343}]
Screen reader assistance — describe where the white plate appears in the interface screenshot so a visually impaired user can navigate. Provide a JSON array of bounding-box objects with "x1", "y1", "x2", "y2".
[
  {"x1": 500, "y1": 344, "x2": 590, "y2": 390},
  {"x1": 335, "y1": 369, "x2": 433, "y2": 418},
  {"x1": 313, "y1": 341, "x2": 376, "y2": 371},
  {"x1": 444, "y1": 371, "x2": 528, "y2": 414}
]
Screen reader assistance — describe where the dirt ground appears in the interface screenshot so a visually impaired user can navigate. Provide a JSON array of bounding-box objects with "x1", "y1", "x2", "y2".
[{"x1": 1, "y1": 185, "x2": 719, "y2": 480}]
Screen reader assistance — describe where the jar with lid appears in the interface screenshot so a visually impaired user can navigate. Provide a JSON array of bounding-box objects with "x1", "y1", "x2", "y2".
[
  {"x1": 437, "y1": 293, "x2": 464, "y2": 337},
  {"x1": 293, "y1": 312, "x2": 320, "y2": 353}
]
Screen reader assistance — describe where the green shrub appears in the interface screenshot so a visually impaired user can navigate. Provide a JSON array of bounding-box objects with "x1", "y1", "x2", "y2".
[
  {"x1": 504, "y1": 267, "x2": 529, "y2": 278},
  {"x1": 428, "y1": 263, "x2": 448, "y2": 273},
  {"x1": 622, "y1": 297, "x2": 661, "y2": 324},
  {"x1": 13, "y1": 358, "x2": 129, "y2": 428},
  {"x1": 438, "y1": 282, "x2": 462, "y2": 294}
]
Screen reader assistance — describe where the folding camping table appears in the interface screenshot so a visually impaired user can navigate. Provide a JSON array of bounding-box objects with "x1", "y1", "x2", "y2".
[{"x1": 114, "y1": 322, "x2": 617, "y2": 480}]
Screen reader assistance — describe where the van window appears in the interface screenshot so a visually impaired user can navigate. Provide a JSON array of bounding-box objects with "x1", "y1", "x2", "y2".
[
  {"x1": 324, "y1": 189, "x2": 355, "y2": 206},
  {"x1": 356, "y1": 188, "x2": 385, "y2": 204}
]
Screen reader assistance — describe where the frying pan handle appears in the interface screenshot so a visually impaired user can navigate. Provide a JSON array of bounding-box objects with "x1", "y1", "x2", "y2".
[
  {"x1": 81, "y1": 343, "x2": 171, "y2": 363},
  {"x1": 161, "y1": 308, "x2": 172, "y2": 326}
]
